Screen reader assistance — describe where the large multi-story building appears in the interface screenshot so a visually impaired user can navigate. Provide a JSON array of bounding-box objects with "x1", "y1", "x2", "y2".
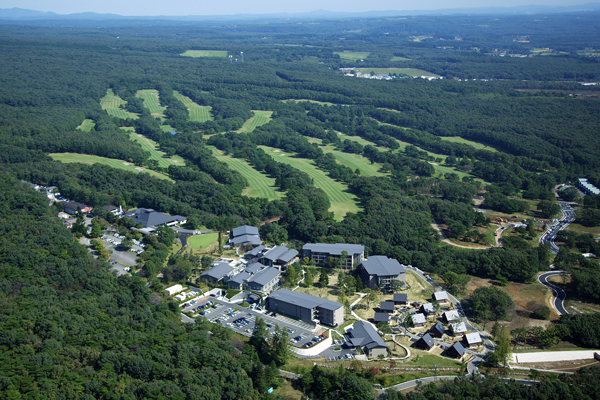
[
  {"x1": 358, "y1": 256, "x2": 406, "y2": 291},
  {"x1": 302, "y1": 243, "x2": 365, "y2": 270},
  {"x1": 265, "y1": 289, "x2": 344, "y2": 327}
]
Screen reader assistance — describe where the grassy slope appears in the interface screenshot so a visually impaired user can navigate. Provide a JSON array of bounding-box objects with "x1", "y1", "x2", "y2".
[
  {"x1": 187, "y1": 233, "x2": 219, "y2": 250},
  {"x1": 49, "y1": 153, "x2": 173, "y2": 181},
  {"x1": 173, "y1": 91, "x2": 213, "y2": 122},
  {"x1": 208, "y1": 146, "x2": 284, "y2": 200},
  {"x1": 136, "y1": 89, "x2": 166, "y2": 116},
  {"x1": 237, "y1": 111, "x2": 273, "y2": 133},
  {"x1": 259, "y1": 145, "x2": 362, "y2": 220},
  {"x1": 180, "y1": 50, "x2": 228, "y2": 58},
  {"x1": 440, "y1": 136, "x2": 499, "y2": 152},
  {"x1": 100, "y1": 89, "x2": 139, "y2": 119},
  {"x1": 76, "y1": 119, "x2": 95, "y2": 132},
  {"x1": 122, "y1": 127, "x2": 185, "y2": 169}
]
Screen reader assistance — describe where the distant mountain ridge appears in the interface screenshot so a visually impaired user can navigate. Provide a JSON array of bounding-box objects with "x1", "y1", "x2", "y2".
[{"x1": 1, "y1": 3, "x2": 600, "y2": 21}]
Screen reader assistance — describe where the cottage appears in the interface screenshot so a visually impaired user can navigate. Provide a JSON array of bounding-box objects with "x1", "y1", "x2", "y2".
[
  {"x1": 463, "y1": 332, "x2": 483, "y2": 348},
  {"x1": 429, "y1": 322, "x2": 445, "y2": 338},
  {"x1": 393, "y1": 293, "x2": 408, "y2": 305},
  {"x1": 411, "y1": 313, "x2": 426, "y2": 327},
  {"x1": 433, "y1": 291, "x2": 449, "y2": 304},
  {"x1": 374, "y1": 312, "x2": 390, "y2": 323},
  {"x1": 442, "y1": 310, "x2": 461, "y2": 324},
  {"x1": 380, "y1": 301, "x2": 395, "y2": 313},
  {"x1": 447, "y1": 341, "x2": 466, "y2": 359},
  {"x1": 346, "y1": 321, "x2": 388, "y2": 358},
  {"x1": 415, "y1": 333, "x2": 435, "y2": 350},
  {"x1": 420, "y1": 303, "x2": 435, "y2": 315},
  {"x1": 450, "y1": 322, "x2": 468, "y2": 336}
]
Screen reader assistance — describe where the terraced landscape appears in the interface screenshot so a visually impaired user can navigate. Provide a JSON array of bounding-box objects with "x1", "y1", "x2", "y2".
[
  {"x1": 122, "y1": 127, "x2": 185, "y2": 169},
  {"x1": 237, "y1": 110, "x2": 273, "y2": 133},
  {"x1": 180, "y1": 50, "x2": 228, "y2": 58},
  {"x1": 209, "y1": 146, "x2": 283, "y2": 200},
  {"x1": 76, "y1": 119, "x2": 95, "y2": 132},
  {"x1": 100, "y1": 89, "x2": 139, "y2": 119},
  {"x1": 49, "y1": 153, "x2": 173, "y2": 181},
  {"x1": 136, "y1": 89, "x2": 166, "y2": 117},
  {"x1": 173, "y1": 91, "x2": 213, "y2": 122},
  {"x1": 259, "y1": 145, "x2": 362, "y2": 220}
]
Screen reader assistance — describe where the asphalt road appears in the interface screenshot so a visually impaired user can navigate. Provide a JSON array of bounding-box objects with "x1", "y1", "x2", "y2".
[
  {"x1": 539, "y1": 202, "x2": 576, "y2": 255},
  {"x1": 538, "y1": 271, "x2": 569, "y2": 315}
]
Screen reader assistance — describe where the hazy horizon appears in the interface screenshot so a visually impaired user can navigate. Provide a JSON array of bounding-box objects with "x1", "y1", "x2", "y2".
[{"x1": 0, "y1": 0, "x2": 590, "y2": 16}]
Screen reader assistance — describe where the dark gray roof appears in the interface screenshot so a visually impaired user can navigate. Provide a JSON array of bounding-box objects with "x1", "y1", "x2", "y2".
[
  {"x1": 394, "y1": 293, "x2": 408, "y2": 302},
  {"x1": 245, "y1": 262, "x2": 264, "y2": 274},
  {"x1": 201, "y1": 262, "x2": 234, "y2": 280},
  {"x1": 246, "y1": 245, "x2": 266, "y2": 257},
  {"x1": 374, "y1": 313, "x2": 390, "y2": 322},
  {"x1": 229, "y1": 271, "x2": 251, "y2": 285},
  {"x1": 418, "y1": 333, "x2": 435, "y2": 348},
  {"x1": 430, "y1": 322, "x2": 445, "y2": 335},
  {"x1": 360, "y1": 256, "x2": 405, "y2": 277},
  {"x1": 279, "y1": 249, "x2": 299, "y2": 263},
  {"x1": 268, "y1": 289, "x2": 342, "y2": 311},
  {"x1": 348, "y1": 321, "x2": 387, "y2": 349},
  {"x1": 123, "y1": 208, "x2": 186, "y2": 228},
  {"x1": 247, "y1": 267, "x2": 280, "y2": 286},
  {"x1": 380, "y1": 301, "x2": 395, "y2": 311},
  {"x1": 61, "y1": 201, "x2": 89, "y2": 211},
  {"x1": 303, "y1": 243, "x2": 365, "y2": 256},
  {"x1": 261, "y1": 246, "x2": 289, "y2": 261},
  {"x1": 101, "y1": 205, "x2": 119, "y2": 212},
  {"x1": 449, "y1": 341, "x2": 465, "y2": 356},
  {"x1": 230, "y1": 234, "x2": 262, "y2": 246},
  {"x1": 231, "y1": 225, "x2": 259, "y2": 238}
]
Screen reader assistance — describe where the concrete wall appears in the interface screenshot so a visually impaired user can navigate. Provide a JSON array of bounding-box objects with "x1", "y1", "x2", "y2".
[
  {"x1": 511, "y1": 350, "x2": 600, "y2": 363},
  {"x1": 292, "y1": 335, "x2": 333, "y2": 356}
]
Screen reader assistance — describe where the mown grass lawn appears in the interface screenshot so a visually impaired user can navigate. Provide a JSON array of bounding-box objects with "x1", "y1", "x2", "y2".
[
  {"x1": 237, "y1": 111, "x2": 273, "y2": 133},
  {"x1": 259, "y1": 146, "x2": 362, "y2": 220},
  {"x1": 334, "y1": 51, "x2": 370, "y2": 60},
  {"x1": 208, "y1": 146, "x2": 283, "y2": 200},
  {"x1": 76, "y1": 119, "x2": 95, "y2": 132},
  {"x1": 49, "y1": 153, "x2": 173, "y2": 181},
  {"x1": 187, "y1": 233, "x2": 219, "y2": 250},
  {"x1": 124, "y1": 128, "x2": 185, "y2": 169},
  {"x1": 100, "y1": 89, "x2": 139, "y2": 119},
  {"x1": 136, "y1": 89, "x2": 166, "y2": 116},
  {"x1": 355, "y1": 67, "x2": 440, "y2": 77},
  {"x1": 440, "y1": 136, "x2": 499, "y2": 152},
  {"x1": 173, "y1": 91, "x2": 213, "y2": 122},
  {"x1": 305, "y1": 137, "x2": 387, "y2": 177},
  {"x1": 180, "y1": 50, "x2": 228, "y2": 58}
]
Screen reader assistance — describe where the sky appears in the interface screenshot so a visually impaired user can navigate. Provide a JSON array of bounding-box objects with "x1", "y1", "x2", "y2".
[{"x1": 0, "y1": 0, "x2": 584, "y2": 16}]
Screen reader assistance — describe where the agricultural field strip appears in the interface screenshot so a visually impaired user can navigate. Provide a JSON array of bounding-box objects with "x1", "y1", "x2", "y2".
[
  {"x1": 258, "y1": 145, "x2": 362, "y2": 220},
  {"x1": 173, "y1": 91, "x2": 213, "y2": 122},
  {"x1": 237, "y1": 111, "x2": 273, "y2": 133},
  {"x1": 208, "y1": 146, "x2": 283, "y2": 200},
  {"x1": 49, "y1": 153, "x2": 173, "y2": 181}
]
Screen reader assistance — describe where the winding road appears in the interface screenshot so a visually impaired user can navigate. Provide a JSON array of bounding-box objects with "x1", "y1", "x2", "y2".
[
  {"x1": 539, "y1": 202, "x2": 576, "y2": 255},
  {"x1": 538, "y1": 271, "x2": 569, "y2": 315}
]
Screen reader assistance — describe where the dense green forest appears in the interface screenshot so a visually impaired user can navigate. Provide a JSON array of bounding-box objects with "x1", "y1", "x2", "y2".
[{"x1": 1, "y1": 10, "x2": 600, "y2": 399}]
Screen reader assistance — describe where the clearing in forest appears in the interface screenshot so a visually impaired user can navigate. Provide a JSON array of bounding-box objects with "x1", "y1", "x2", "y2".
[
  {"x1": 173, "y1": 91, "x2": 213, "y2": 122},
  {"x1": 49, "y1": 153, "x2": 173, "y2": 181},
  {"x1": 304, "y1": 137, "x2": 387, "y2": 177},
  {"x1": 259, "y1": 145, "x2": 362, "y2": 220},
  {"x1": 390, "y1": 56, "x2": 411, "y2": 61},
  {"x1": 100, "y1": 89, "x2": 139, "y2": 119},
  {"x1": 440, "y1": 136, "x2": 498, "y2": 152},
  {"x1": 76, "y1": 119, "x2": 95, "y2": 132},
  {"x1": 354, "y1": 67, "x2": 440, "y2": 78},
  {"x1": 208, "y1": 146, "x2": 283, "y2": 201},
  {"x1": 180, "y1": 50, "x2": 228, "y2": 58},
  {"x1": 237, "y1": 111, "x2": 273, "y2": 133},
  {"x1": 282, "y1": 99, "x2": 341, "y2": 106},
  {"x1": 334, "y1": 51, "x2": 370, "y2": 60},
  {"x1": 136, "y1": 89, "x2": 166, "y2": 117},
  {"x1": 122, "y1": 127, "x2": 184, "y2": 169}
]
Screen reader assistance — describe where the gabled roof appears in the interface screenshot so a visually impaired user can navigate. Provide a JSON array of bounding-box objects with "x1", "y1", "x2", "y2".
[
  {"x1": 123, "y1": 208, "x2": 186, "y2": 228},
  {"x1": 261, "y1": 246, "x2": 289, "y2": 261},
  {"x1": 268, "y1": 288, "x2": 342, "y2": 311},
  {"x1": 380, "y1": 301, "x2": 395, "y2": 312},
  {"x1": 417, "y1": 333, "x2": 435, "y2": 348},
  {"x1": 412, "y1": 313, "x2": 426, "y2": 325},
  {"x1": 278, "y1": 249, "x2": 299, "y2": 263},
  {"x1": 449, "y1": 341, "x2": 465, "y2": 357},
  {"x1": 451, "y1": 322, "x2": 467, "y2": 334},
  {"x1": 245, "y1": 245, "x2": 266, "y2": 258},
  {"x1": 245, "y1": 262, "x2": 264, "y2": 274},
  {"x1": 360, "y1": 256, "x2": 405, "y2": 277},
  {"x1": 302, "y1": 243, "x2": 365, "y2": 256},
  {"x1": 421, "y1": 303, "x2": 435, "y2": 314},
  {"x1": 61, "y1": 201, "x2": 89, "y2": 211},
  {"x1": 247, "y1": 267, "x2": 280, "y2": 287},
  {"x1": 394, "y1": 293, "x2": 408, "y2": 302},
  {"x1": 201, "y1": 262, "x2": 234, "y2": 280},
  {"x1": 230, "y1": 234, "x2": 262, "y2": 246},
  {"x1": 348, "y1": 321, "x2": 387, "y2": 349},
  {"x1": 229, "y1": 271, "x2": 251, "y2": 285},
  {"x1": 464, "y1": 332, "x2": 482, "y2": 345},
  {"x1": 231, "y1": 225, "x2": 259, "y2": 238},
  {"x1": 444, "y1": 310, "x2": 460, "y2": 322},
  {"x1": 434, "y1": 291, "x2": 449, "y2": 301},
  {"x1": 430, "y1": 322, "x2": 445, "y2": 336},
  {"x1": 374, "y1": 312, "x2": 390, "y2": 322}
]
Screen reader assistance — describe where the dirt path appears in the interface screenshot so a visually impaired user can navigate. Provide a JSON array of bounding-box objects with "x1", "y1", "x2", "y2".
[{"x1": 431, "y1": 223, "x2": 491, "y2": 250}]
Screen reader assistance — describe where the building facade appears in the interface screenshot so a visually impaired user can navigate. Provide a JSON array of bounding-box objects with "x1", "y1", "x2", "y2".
[
  {"x1": 302, "y1": 243, "x2": 364, "y2": 270},
  {"x1": 265, "y1": 289, "x2": 343, "y2": 326}
]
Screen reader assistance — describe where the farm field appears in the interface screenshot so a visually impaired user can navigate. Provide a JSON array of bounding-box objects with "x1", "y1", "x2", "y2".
[
  {"x1": 136, "y1": 89, "x2": 166, "y2": 116},
  {"x1": 123, "y1": 128, "x2": 185, "y2": 169},
  {"x1": 237, "y1": 110, "x2": 273, "y2": 133},
  {"x1": 440, "y1": 136, "x2": 499, "y2": 152},
  {"x1": 355, "y1": 67, "x2": 440, "y2": 78},
  {"x1": 208, "y1": 146, "x2": 284, "y2": 200},
  {"x1": 173, "y1": 91, "x2": 213, "y2": 122},
  {"x1": 49, "y1": 153, "x2": 173, "y2": 181},
  {"x1": 259, "y1": 145, "x2": 362, "y2": 220},
  {"x1": 304, "y1": 137, "x2": 387, "y2": 177},
  {"x1": 334, "y1": 51, "x2": 370, "y2": 60},
  {"x1": 76, "y1": 119, "x2": 95, "y2": 132},
  {"x1": 180, "y1": 50, "x2": 228, "y2": 58},
  {"x1": 100, "y1": 89, "x2": 139, "y2": 119}
]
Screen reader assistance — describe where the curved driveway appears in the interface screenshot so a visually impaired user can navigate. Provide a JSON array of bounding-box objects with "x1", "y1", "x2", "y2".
[
  {"x1": 539, "y1": 202, "x2": 576, "y2": 255},
  {"x1": 538, "y1": 271, "x2": 569, "y2": 315}
]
